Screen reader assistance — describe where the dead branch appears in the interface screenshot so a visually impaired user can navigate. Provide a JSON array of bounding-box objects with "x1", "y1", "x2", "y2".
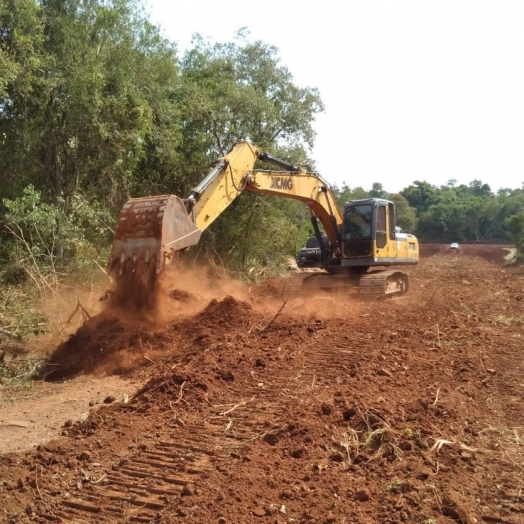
[
  {"x1": 422, "y1": 287, "x2": 440, "y2": 311},
  {"x1": 5, "y1": 224, "x2": 58, "y2": 297},
  {"x1": 0, "y1": 327, "x2": 19, "y2": 339},
  {"x1": 497, "y1": 439, "x2": 524, "y2": 472},
  {"x1": 172, "y1": 380, "x2": 186, "y2": 404},
  {"x1": 258, "y1": 297, "x2": 288, "y2": 333},
  {"x1": 433, "y1": 387, "x2": 440, "y2": 405},
  {"x1": 35, "y1": 464, "x2": 42, "y2": 498},
  {"x1": 66, "y1": 299, "x2": 92, "y2": 324},
  {"x1": 219, "y1": 396, "x2": 255, "y2": 416},
  {"x1": 93, "y1": 260, "x2": 108, "y2": 275},
  {"x1": 91, "y1": 474, "x2": 107, "y2": 485}
]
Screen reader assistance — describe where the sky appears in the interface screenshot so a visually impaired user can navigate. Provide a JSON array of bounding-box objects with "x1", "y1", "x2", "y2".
[{"x1": 146, "y1": 0, "x2": 524, "y2": 193}]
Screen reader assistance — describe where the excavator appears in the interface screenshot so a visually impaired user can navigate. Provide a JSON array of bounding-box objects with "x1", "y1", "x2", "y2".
[{"x1": 108, "y1": 141, "x2": 419, "y2": 310}]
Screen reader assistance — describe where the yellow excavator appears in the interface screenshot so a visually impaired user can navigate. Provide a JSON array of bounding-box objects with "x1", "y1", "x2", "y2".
[{"x1": 108, "y1": 141, "x2": 418, "y2": 310}]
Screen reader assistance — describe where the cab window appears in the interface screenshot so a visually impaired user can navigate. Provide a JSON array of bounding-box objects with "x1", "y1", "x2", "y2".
[
  {"x1": 376, "y1": 205, "x2": 387, "y2": 249},
  {"x1": 344, "y1": 204, "x2": 372, "y2": 239}
]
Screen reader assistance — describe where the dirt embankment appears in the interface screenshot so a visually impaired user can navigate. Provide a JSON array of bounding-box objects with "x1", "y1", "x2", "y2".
[
  {"x1": 420, "y1": 242, "x2": 515, "y2": 265},
  {"x1": 1, "y1": 245, "x2": 524, "y2": 524}
]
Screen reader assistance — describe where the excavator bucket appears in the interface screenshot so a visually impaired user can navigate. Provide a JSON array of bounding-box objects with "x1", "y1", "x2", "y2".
[{"x1": 108, "y1": 195, "x2": 201, "y2": 311}]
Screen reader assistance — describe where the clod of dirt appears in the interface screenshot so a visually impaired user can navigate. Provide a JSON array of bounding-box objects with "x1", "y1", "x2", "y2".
[
  {"x1": 169, "y1": 289, "x2": 195, "y2": 302},
  {"x1": 354, "y1": 489, "x2": 371, "y2": 502},
  {"x1": 442, "y1": 491, "x2": 474, "y2": 524},
  {"x1": 181, "y1": 483, "x2": 195, "y2": 496},
  {"x1": 320, "y1": 403, "x2": 332, "y2": 415}
]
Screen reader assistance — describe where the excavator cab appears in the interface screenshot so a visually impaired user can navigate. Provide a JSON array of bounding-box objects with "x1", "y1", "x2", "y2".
[{"x1": 342, "y1": 198, "x2": 400, "y2": 264}]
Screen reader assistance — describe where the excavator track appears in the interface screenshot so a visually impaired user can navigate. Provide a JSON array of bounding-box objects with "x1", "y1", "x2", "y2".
[
  {"x1": 278, "y1": 274, "x2": 314, "y2": 300},
  {"x1": 358, "y1": 270, "x2": 409, "y2": 298},
  {"x1": 276, "y1": 270, "x2": 409, "y2": 301}
]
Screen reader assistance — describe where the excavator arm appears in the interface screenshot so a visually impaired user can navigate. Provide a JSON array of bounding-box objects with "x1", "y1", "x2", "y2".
[
  {"x1": 184, "y1": 141, "x2": 342, "y2": 246},
  {"x1": 108, "y1": 141, "x2": 343, "y2": 309}
]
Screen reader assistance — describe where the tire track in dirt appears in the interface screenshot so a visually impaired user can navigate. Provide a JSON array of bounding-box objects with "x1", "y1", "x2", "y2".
[{"x1": 40, "y1": 419, "x2": 224, "y2": 522}]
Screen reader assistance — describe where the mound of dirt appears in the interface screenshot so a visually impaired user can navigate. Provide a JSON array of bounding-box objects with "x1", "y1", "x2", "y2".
[
  {"x1": 44, "y1": 314, "x2": 161, "y2": 381},
  {"x1": 44, "y1": 296, "x2": 257, "y2": 382},
  {"x1": 196, "y1": 294, "x2": 253, "y2": 326}
]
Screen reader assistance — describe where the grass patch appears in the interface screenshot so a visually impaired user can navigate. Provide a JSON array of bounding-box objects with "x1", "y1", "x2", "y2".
[
  {"x1": 383, "y1": 480, "x2": 403, "y2": 492},
  {"x1": 0, "y1": 353, "x2": 45, "y2": 388},
  {"x1": 493, "y1": 314, "x2": 524, "y2": 325}
]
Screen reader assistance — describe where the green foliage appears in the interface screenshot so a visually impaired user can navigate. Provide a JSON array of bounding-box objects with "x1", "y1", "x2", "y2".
[
  {"x1": 199, "y1": 193, "x2": 308, "y2": 278},
  {"x1": 0, "y1": 0, "x2": 181, "y2": 207},
  {"x1": 370, "y1": 182, "x2": 387, "y2": 199},
  {"x1": 3, "y1": 185, "x2": 111, "y2": 274},
  {"x1": 0, "y1": 353, "x2": 43, "y2": 387},
  {"x1": 506, "y1": 210, "x2": 524, "y2": 260},
  {"x1": 400, "y1": 179, "x2": 524, "y2": 244},
  {"x1": 331, "y1": 183, "x2": 370, "y2": 208},
  {"x1": 181, "y1": 32, "x2": 322, "y2": 152},
  {"x1": 387, "y1": 193, "x2": 417, "y2": 233},
  {"x1": 0, "y1": 2, "x2": 325, "y2": 281},
  {"x1": 401, "y1": 181, "x2": 440, "y2": 213},
  {"x1": 0, "y1": 283, "x2": 47, "y2": 340},
  {"x1": 173, "y1": 32, "x2": 323, "y2": 195}
]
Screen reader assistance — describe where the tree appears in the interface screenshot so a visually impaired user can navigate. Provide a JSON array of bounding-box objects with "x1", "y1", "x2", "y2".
[
  {"x1": 386, "y1": 193, "x2": 416, "y2": 232},
  {"x1": 173, "y1": 32, "x2": 324, "y2": 196},
  {"x1": 401, "y1": 181, "x2": 439, "y2": 213},
  {"x1": 331, "y1": 183, "x2": 369, "y2": 208},
  {"x1": 454, "y1": 180, "x2": 492, "y2": 199},
  {"x1": 369, "y1": 182, "x2": 386, "y2": 199},
  {"x1": 0, "y1": 0, "x2": 182, "y2": 209},
  {"x1": 1, "y1": 3, "x2": 326, "y2": 277},
  {"x1": 506, "y1": 210, "x2": 524, "y2": 260},
  {"x1": 0, "y1": 0, "x2": 47, "y2": 199},
  {"x1": 0, "y1": 0, "x2": 41, "y2": 97}
]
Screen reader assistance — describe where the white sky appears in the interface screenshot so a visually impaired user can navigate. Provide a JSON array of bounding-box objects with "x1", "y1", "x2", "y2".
[{"x1": 146, "y1": 0, "x2": 524, "y2": 193}]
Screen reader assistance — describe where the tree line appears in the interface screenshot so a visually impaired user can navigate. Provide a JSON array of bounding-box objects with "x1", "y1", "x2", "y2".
[
  {"x1": 1, "y1": 0, "x2": 523, "y2": 288},
  {"x1": 334, "y1": 180, "x2": 524, "y2": 252}
]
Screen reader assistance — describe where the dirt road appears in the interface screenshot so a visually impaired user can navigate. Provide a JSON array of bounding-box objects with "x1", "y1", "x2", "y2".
[
  {"x1": 1, "y1": 245, "x2": 523, "y2": 523},
  {"x1": 0, "y1": 376, "x2": 143, "y2": 454}
]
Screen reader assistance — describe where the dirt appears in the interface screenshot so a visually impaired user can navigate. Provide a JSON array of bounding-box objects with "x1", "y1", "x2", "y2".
[
  {"x1": 0, "y1": 376, "x2": 144, "y2": 454},
  {"x1": 1, "y1": 244, "x2": 524, "y2": 524},
  {"x1": 419, "y1": 243, "x2": 515, "y2": 265}
]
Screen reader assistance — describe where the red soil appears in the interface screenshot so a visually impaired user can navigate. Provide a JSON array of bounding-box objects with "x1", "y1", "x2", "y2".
[{"x1": 1, "y1": 244, "x2": 524, "y2": 523}]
